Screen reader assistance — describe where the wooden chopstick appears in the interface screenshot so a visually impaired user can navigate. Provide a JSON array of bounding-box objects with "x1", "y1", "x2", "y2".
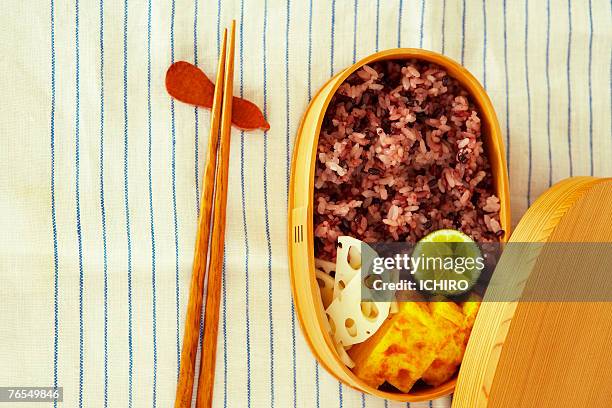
[
  {"x1": 196, "y1": 20, "x2": 236, "y2": 408},
  {"x1": 174, "y1": 29, "x2": 228, "y2": 408}
]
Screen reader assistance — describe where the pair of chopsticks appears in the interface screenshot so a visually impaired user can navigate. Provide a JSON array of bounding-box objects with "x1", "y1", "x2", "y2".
[{"x1": 174, "y1": 21, "x2": 235, "y2": 408}]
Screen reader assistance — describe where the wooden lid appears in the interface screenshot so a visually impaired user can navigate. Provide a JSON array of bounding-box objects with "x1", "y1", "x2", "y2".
[{"x1": 453, "y1": 177, "x2": 612, "y2": 407}]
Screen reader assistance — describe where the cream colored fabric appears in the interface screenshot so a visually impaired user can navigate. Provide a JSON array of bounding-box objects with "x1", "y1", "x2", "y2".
[{"x1": 0, "y1": 0, "x2": 610, "y2": 407}]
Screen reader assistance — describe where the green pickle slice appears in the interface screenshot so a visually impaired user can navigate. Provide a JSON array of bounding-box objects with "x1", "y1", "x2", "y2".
[{"x1": 411, "y1": 229, "x2": 483, "y2": 296}]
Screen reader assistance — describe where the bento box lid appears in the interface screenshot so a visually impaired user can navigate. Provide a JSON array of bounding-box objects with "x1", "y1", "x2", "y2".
[{"x1": 454, "y1": 176, "x2": 612, "y2": 407}]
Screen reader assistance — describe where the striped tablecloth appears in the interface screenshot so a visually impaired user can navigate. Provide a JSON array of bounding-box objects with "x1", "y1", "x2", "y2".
[{"x1": 1, "y1": 0, "x2": 610, "y2": 407}]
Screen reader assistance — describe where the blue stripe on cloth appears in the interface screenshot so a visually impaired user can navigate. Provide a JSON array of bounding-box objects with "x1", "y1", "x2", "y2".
[
  {"x1": 587, "y1": 0, "x2": 593, "y2": 175},
  {"x1": 74, "y1": 1, "x2": 84, "y2": 406},
  {"x1": 238, "y1": 1, "x2": 253, "y2": 405},
  {"x1": 240, "y1": 131, "x2": 252, "y2": 407},
  {"x1": 441, "y1": 0, "x2": 446, "y2": 54},
  {"x1": 170, "y1": 0, "x2": 181, "y2": 378},
  {"x1": 193, "y1": 0, "x2": 198, "y2": 69},
  {"x1": 503, "y1": 0, "x2": 510, "y2": 167},
  {"x1": 147, "y1": 0, "x2": 157, "y2": 405},
  {"x1": 397, "y1": 0, "x2": 403, "y2": 48},
  {"x1": 50, "y1": 0, "x2": 59, "y2": 397},
  {"x1": 308, "y1": 0, "x2": 313, "y2": 102},
  {"x1": 216, "y1": 0, "x2": 221, "y2": 54},
  {"x1": 122, "y1": 0, "x2": 134, "y2": 405},
  {"x1": 546, "y1": 0, "x2": 552, "y2": 185},
  {"x1": 566, "y1": 0, "x2": 573, "y2": 176},
  {"x1": 353, "y1": 0, "x2": 358, "y2": 63},
  {"x1": 331, "y1": 0, "x2": 336, "y2": 76},
  {"x1": 482, "y1": 0, "x2": 487, "y2": 89},
  {"x1": 525, "y1": 0, "x2": 533, "y2": 206},
  {"x1": 194, "y1": 0, "x2": 200, "y2": 214},
  {"x1": 307, "y1": 2, "x2": 319, "y2": 404},
  {"x1": 419, "y1": 0, "x2": 425, "y2": 48},
  {"x1": 461, "y1": 0, "x2": 466, "y2": 65},
  {"x1": 315, "y1": 362, "x2": 319, "y2": 408},
  {"x1": 265, "y1": 0, "x2": 276, "y2": 404},
  {"x1": 375, "y1": 0, "x2": 380, "y2": 52},
  {"x1": 98, "y1": 0, "x2": 108, "y2": 405}
]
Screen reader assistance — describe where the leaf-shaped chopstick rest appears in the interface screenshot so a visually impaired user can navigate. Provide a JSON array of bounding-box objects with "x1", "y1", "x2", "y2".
[{"x1": 166, "y1": 61, "x2": 270, "y2": 131}]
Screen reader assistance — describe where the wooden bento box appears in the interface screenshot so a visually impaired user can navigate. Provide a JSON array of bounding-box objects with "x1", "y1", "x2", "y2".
[{"x1": 288, "y1": 49, "x2": 511, "y2": 402}]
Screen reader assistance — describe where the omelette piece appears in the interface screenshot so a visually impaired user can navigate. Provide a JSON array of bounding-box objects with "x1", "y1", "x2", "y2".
[
  {"x1": 348, "y1": 302, "x2": 451, "y2": 393},
  {"x1": 421, "y1": 302, "x2": 465, "y2": 386},
  {"x1": 429, "y1": 300, "x2": 464, "y2": 326},
  {"x1": 421, "y1": 296, "x2": 482, "y2": 386}
]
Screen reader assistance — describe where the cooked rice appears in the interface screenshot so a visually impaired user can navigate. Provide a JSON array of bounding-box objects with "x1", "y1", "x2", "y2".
[{"x1": 314, "y1": 59, "x2": 502, "y2": 261}]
